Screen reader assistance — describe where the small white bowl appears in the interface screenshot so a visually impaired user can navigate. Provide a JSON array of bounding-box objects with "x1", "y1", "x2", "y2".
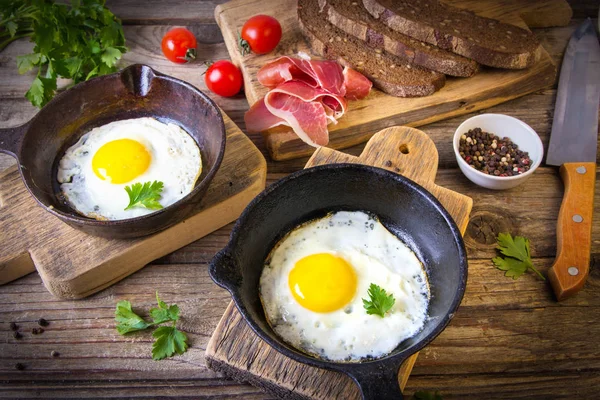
[{"x1": 453, "y1": 114, "x2": 544, "y2": 190}]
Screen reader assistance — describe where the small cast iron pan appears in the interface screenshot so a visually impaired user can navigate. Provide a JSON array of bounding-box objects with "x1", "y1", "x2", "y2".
[
  {"x1": 210, "y1": 163, "x2": 468, "y2": 400},
  {"x1": 0, "y1": 64, "x2": 225, "y2": 239}
]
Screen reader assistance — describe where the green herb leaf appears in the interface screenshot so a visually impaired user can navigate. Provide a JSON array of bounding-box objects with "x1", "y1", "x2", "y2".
[
  {"x1": 114, "y1": 300, "x2": 151, "y2": 335},
  {"x1": 1, "y1": 0, "x2": 127, "y2": 107},
  {"x1": 362, "y1": 283, "x2": 395, "y2": 318},
  {"x1": 151, "y1": 326, "x2": 188, "y2": 361},
  {"x1": 16, "y1": 53, "x2": 41, "y2": 74},
  {"x1": 114, "y1": 293, "x2": 189, "y2": 360},
  {"x1": 100, "y1": 46, "x2": 121, "y2": 67},
  {"x1": 124, "y1": 181, "x2": 164, "y2": 211},
  {"x1": 25, "y1": 75, "x2": 56, "y2": 108},
  {"x1": 493, "y1": 233, "x2": 545, "y2": 280},
  {"x1": 150, "y1": 292, "x2": 180, "y2": 325},
  {"x1": 414, "y1": 390, "x2": 443, "y2": 400},
  {"x1": 6, "y1": 20, "x2": 18, "y2": 37}
]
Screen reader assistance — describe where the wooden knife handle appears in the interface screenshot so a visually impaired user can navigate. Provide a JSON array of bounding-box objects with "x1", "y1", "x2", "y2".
[{"x1": 548, "y1": 162, "x2": 596, "y2": 301}]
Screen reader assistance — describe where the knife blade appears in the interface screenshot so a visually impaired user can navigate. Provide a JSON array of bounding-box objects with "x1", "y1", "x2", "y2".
[{"x1": 546, "y1": 18, "x2": 600, "y2": 301}]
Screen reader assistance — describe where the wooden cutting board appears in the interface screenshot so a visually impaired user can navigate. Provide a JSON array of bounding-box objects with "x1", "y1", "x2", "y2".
[
  {"x1": 205, "y1": 125, "x2": 473, "y2": 399},
  {"x1": 215, "y1": 0, "x2": 571, "y2": 160},
  {"x1": 0, "y1": 111, "x2": 266, "y2": 299}
]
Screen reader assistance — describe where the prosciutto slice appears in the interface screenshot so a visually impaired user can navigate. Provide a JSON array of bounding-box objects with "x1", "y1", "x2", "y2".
[
  {"x1": 245, "y1": 81, "x2": 347, "y2": 146},
  {"x1": 258, "y1": 56, "x2": 346, "y2": 96},
  {"x1": 343, "y1": 67, "x2": 373, "y2": 101},
  {"x1": 246, "y1": 56, "x2": 371, "y2": 147}
]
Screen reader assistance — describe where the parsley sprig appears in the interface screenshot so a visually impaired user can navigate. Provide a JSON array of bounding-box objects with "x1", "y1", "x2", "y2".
[
  {"x1": 115, "y1": 292, "x2": 188, "y2": 360},
  {"x1": 124, "y1": 181, "x2": 164, "y2": 211},
  {"x1": 0, "y1": 0, "x2": 127, "y2": 108},
  {"x1": 492, "y1": 232, "x2": 545, "y2": 280},
  {"x1": 362, "y1": 283, "x2": 395, "y2": 318}
]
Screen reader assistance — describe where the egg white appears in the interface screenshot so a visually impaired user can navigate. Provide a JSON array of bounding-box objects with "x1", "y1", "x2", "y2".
[
  {"x1": 57, "y1": 117, "x2": 202, "y2": 220},
  {"x1": 259, "y1": 211, "x2": 430, "y2": 362}
]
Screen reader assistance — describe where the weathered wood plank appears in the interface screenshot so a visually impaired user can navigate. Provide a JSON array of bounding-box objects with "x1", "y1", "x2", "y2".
[{"x1": 105, "y1": 0, "x2": 229, "y2": 25}]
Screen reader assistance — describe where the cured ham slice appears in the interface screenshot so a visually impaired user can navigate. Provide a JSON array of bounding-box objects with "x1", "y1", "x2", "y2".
[
  {"x1": 246, "y1": 56, "x2": 372, "y2": 147},
  {"x1": 258, "y1": 56, "x2": 346, "y2": 96},
  {"x1": 343, "y1": 67, "x2": 373, "y2": 101},
  {"x1": 245, "y1": 81, "x2": 347, "y2": 146}
]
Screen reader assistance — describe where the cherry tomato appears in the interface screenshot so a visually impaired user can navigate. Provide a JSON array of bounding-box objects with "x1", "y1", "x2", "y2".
[
  {"x1": 161, "y1": 27, "x2": 197, "y2": 64},
  {"x1": 204, "y1": 60, "x2": 243, "y2": 97},
  {"x1": 240, "y1": 15, "x2": 282, "y2": 55}
]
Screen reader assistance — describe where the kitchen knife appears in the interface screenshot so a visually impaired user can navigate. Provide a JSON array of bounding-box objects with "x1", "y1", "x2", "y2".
[{"x1": 546, "y1": 19, "x2": 600, "y2": 301}]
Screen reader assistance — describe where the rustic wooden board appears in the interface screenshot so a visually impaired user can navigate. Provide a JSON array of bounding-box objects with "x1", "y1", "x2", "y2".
[
  {"x1": 205, "y1": 126, "x2": 473, "y2": 399},
  {"x1": 0, "y1": 111, "x2": 266, "y2": 299},
  {"x1": 215, "y1": 0, "x2": 571, "y2": 160}
]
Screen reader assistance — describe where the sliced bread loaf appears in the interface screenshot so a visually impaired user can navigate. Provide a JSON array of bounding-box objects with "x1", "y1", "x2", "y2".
[
  {"x1": 297, "y1": 0, "x2": 445, "y2": 97},
  {"x1": 324, "y1": 0, "x2": 478, "y2": 77},
  {"x1": 362, "y1": 0, "x2": 541, "y2": 69}
]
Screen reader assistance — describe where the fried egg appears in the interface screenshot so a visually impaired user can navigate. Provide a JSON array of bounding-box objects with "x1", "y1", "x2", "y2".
[
  {"x1": 57, "y1": 117, "x2": 202, "y2": 220},
  {"x1": 259, "y1": 211, "x2": 429, "y2": 362}
]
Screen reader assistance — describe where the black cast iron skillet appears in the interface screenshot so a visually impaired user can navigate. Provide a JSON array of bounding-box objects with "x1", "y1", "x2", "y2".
[
  {"x1": 0, "y1": 64, "x2": 225, "y2": 239},
  {"x1": 210, "y1": 163, "x2": 468, "y2": 399}
]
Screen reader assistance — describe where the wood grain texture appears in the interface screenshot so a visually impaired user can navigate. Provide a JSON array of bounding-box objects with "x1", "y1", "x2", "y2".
[
  {"x1": 215, "y1": 0, "x2": 568, "y2": 160},
  {"x1": 205, "y1": 126, "x2": 473, "y2": 399},
  {"x1": 548, "y1": 162, "x2": 596, "y2": 300},
  {"x1": 0, "y1": 112, "x2": 267, "y2": 298}
]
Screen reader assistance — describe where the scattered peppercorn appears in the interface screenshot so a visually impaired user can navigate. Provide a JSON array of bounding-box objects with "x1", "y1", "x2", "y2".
[
  {"x1": 13, "y1": 331, "x2": 22, "y2": 339},
  {"x1": 15, "y1": 363, "x2": 25, "y2": 371},
  {"x1": 51, "y1": 350, "x2": 60, "y2": 357},
  {"x1": 10, "y1": 322, "x2": 18, "y2": 331},
  {"x1": 38, "y1": 318, "x2": 49, "y2": 327},
  {"x1": 458, "y1": 127, "x2": 532, "y2": 177},
  {"x1": 31, "y1": 328, "x2": 44, "y2": 335}
]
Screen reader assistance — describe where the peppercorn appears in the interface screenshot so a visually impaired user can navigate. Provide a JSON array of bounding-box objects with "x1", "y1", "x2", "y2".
[
  {"x1": 13, "y1": 331, "x2": 22, "y2": 339},
  {"x1": 51, "y1": 350, "x2": 60, "y2": 357},
  {"x1": 38, "y1": 318, "x2": 49, "y2": 327},
  {"x1": 10, "y1": 322, "x2": 18, "y2": 331},
  {"x1": 458, "y1": 128, "x2": 532, "y2": 176},
  {"x1": 15, "y1": 363, "x2": 25, "y2": 370}
]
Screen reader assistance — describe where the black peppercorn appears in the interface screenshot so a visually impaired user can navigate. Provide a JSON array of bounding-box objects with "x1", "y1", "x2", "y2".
[
  {"x1": 13, "y1": 331, "x2": 22, "y2": 339},
  {"x1": 459, "y1": 128, "x2": 531, "y2": 176},
  {"x1": 38, "y1": 318, "x2": 49, "y2": 327},
  {"x1": 15, "y1": 363, "x2": 25, "y2": 370}
]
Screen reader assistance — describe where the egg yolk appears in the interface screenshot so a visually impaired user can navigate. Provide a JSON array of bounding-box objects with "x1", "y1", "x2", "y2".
[
  {"x1": 92, "y1": 139, "x2": 151, "y2": 184},
  {"x1": 288, "y1": 253, "x2": 357, "y2": 313}
]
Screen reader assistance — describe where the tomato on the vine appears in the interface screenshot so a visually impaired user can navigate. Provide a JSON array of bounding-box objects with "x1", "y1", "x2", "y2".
[
  {"x1": 239, "y1": 15, "x2": 282, "y2": 55},
  {"x1": 204, "y1": 60, "x2": 243, "y2": 97},
  {"x1": 161, "y1": 27, "x2": 197, "y2": 64}
]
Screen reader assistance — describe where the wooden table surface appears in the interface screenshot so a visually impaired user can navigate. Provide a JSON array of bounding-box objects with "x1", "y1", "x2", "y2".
[{"x1": 1, "y1": 1, "x2": 599, "y2": 398}]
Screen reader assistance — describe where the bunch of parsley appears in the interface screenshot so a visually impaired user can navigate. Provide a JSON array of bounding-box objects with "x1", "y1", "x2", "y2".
[
  {"x1": 0, "y1": 0, "x2": 126, "y2": 107},
  {"x1": 115, "y1": 292, "x2": 188, "y2": 360}
]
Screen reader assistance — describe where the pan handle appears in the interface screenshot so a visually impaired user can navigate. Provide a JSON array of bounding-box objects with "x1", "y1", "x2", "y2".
[
  {"x1": 209, "y1": 248, "x2": 242, "y2": 297},
  {"x1": 343, "y1": 359, "x2": 405, "y2": 400},
  {"x1": 0, "y1": 123, "x2": 27, "y2": 158}
]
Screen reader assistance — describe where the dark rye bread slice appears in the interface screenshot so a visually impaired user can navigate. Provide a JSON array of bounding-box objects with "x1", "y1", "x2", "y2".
[
  {"x1": 362, "y1": 0, "x2": 542, "y2": 69},
  {"x1": 297, "y1": 0, "x2": 445, "y2": 97},
  {"x1": 323, "y1": 0, "x2": 478, "y2": 77}
]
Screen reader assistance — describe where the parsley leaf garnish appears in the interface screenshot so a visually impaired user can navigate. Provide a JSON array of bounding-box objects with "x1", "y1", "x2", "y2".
[
  {"x1": 152, "y1": 326, "x2": 188, "y2": 361},
  {"x1": 0, "y1": 0, "x2": 127, "y2": 108},
  {"x1": 492, "y1": 232, "x2": 545, "y2": 280},
  {"x1": 114, "y1": 300, "x2": 151, "y2": 335},
  {"x1": 114, "y1": 292, "x2": 189, "y2": 361},
  {"x1": 362, "y1": 283, "x2": 395, "y2": 318},
  {"x1": 124, "y1": 181, "x2": 164, "y2": 211}
]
